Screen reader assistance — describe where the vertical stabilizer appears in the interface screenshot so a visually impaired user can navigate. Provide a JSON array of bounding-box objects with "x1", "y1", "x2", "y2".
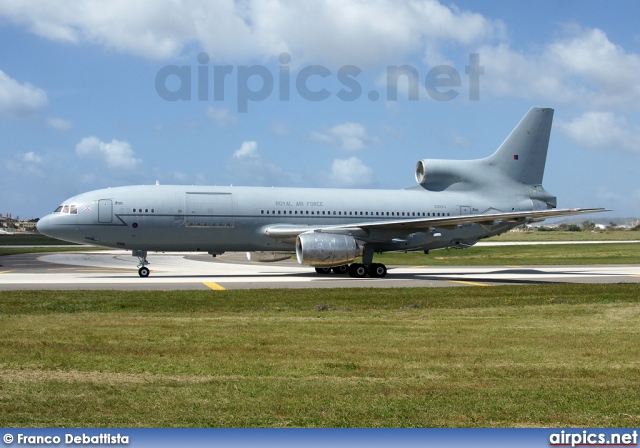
[{"x1": 487, "y1": 107, "x2": 554, "y2": 185}]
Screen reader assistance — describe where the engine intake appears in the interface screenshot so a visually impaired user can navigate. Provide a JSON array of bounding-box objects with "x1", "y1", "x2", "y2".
[
  {"x1": 296, "y1": 232, "x2": 363, "y2": 267},
  {"x1": 415, "y1": 159, "x2": 465, "y2": 186}
]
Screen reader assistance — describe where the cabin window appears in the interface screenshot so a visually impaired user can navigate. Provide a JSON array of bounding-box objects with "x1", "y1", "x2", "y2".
[{"x1": 70, "y1": 205, "x2": 78, "y2": 215}]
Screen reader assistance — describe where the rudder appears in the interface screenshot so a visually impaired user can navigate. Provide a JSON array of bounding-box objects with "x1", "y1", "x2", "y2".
[{"x1": 486, "y1": 107, "x2": 554, "y2": 185}]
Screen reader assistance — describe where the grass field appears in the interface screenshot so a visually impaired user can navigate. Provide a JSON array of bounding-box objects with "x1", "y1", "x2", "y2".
[
  {"x1": 1, "y1": 285, "x2": 639, "y2": 427},
  {"x1": 489, "y1": 229, "x2": 640, "y2": 242},
  {"x1": 0, "y1": 234, "x2": 77, "y2": 246},
  {"x1": 2, "y1": 240, "x2": 639, "y2": 265},
  {"x1": 376, "y1": 242, "x2": 640, "y2": 266}
]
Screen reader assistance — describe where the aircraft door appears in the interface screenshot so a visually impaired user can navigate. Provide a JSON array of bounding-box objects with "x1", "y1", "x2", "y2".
[
  {"x1": 186, "y1": 192, "x2": 234, "y2": 228},
  {"x1": 98, "y1": 199, "x2": 113, "y2": 223}
]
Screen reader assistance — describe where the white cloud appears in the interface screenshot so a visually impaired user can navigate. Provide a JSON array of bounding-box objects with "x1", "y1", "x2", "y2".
[
  {"x1": 4, "y1": 151, "x2": 45, "y2": 177},
  {"x1": 270, "y1": 122, "x2": 289, "y2": 137},
  {"x1": 250, "y1": 1, "x2": 500, "y2": 67},
  {"x1": 328, "y1": 157, "x2": 375, "y2": 187},
  {"x1": 478, "y1": 26, "x2": 640, "y2": 109},
  {"x1": 311, "y1": 122, "x2": 377, "y2": 151},
  {"x1": 205, "y1": 107, "x2": 237, "y2": 128},
  {"x1": 75, "y1": 136, "x2": 142, "y2": 170},
  {"x1": 232, "y1": 141, "x2": 259, "y2": 158},
  {"x1": 596, "y1": 186, "x2": 623, "y2": 202},
  {"x1": 0, "y1": 70, "x2": 48, "y2": 117},
  {"x1": 451, "y1": 132, "x2": 471, "y2": 148},
  {"x1": 547, "y1": 27, "x2": 640, "y2": 107},
  {"x1": 227, "y1": 140, "x2": 300, "y2": 186},
  {"x1": 173, "y1": 172, "x2": 187, "y2": 182},
  {"x1": 0, "y1": 1, "x2": 194, "y2": 59},
  {"x1": 46, "y1": 117, "x2": 72, "y2": 131},
  {"x1": 0, "y1": 1, "x2": 499, "y2": 65},
  {"x1": 557, "y1": 112, "x2": 640, "y2": 152}
]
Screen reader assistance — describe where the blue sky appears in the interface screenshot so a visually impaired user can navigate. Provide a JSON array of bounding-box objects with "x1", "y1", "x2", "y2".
[{"x1": 1, "y1": 0, "x2": 639, "y2": 219}]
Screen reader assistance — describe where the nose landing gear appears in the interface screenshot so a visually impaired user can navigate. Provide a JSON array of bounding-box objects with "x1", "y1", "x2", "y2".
[{"x1": 133, "y1": 250, "x2": 150, "y2": 277}]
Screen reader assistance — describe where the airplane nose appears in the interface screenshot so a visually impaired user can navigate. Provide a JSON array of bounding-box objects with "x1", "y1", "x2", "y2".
[{"x1": 36, "y1": 214, "x2": 54, "y2": 237}]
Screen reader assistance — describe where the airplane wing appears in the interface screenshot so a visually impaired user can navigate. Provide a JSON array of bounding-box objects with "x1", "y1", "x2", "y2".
[{"x1": 264, "y1": 207, "x2": 608, "y2": 242}]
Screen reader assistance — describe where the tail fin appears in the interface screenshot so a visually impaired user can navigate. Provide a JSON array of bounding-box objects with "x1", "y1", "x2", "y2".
[{"x1": 486, "y1": 107, "x2": 554, "y2": 185}]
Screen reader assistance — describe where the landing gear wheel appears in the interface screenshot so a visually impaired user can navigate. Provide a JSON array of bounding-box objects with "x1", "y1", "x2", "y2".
[
  {"x1": 315, "y1": 267, "x2": 332, "y2": 275},
  {"x1": 348, "y1": 263, "x2": 368, "y2": 278},
  {"x1": 368, "y1": 263, "x2": 387, "y2": 278},
  {"x1": 332, "y1": 265, "x2": 349, "y2": 274},
  {"x1": 138, "y1": 266, "x2": 150, "y2": 277}
]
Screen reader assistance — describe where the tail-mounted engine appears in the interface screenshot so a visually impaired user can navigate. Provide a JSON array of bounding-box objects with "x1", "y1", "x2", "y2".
[{"x1": 415, "y1": 159, "x2": 473, "y2": 190}]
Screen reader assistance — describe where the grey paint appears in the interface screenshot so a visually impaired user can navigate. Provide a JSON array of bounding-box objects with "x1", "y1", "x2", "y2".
[{"x1": 37, "y1": 108, "x2": 604, "y2": 268}]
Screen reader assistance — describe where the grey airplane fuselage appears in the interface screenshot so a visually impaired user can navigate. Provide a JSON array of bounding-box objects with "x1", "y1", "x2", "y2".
[
  {"x1": 37, "y1": 182, "x2": 546, "y2": 254},
  {"x1": 37, "y1": 108, "x2": 605, "y2": 276}
]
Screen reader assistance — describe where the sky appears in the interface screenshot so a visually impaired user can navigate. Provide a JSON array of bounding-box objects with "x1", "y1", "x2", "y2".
[{"x1": 1, "y1": 0, "x2": 639, "y2": 219}]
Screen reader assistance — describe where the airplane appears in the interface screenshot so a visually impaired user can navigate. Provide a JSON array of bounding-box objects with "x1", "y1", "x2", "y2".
[{"x1": 37, "y1": 107, "x2": 605, "y2": 278}]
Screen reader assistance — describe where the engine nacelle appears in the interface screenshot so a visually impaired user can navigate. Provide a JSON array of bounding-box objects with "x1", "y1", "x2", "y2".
[
  {"x1": 246, "y1": 251, "x2": 293, "y2": 262},
  {"x1": 295, "y1": 232, "x2": 363, "y2": 267},
  {"x1": 415, "y1": 159, "x2": 465, "y2": 186}
]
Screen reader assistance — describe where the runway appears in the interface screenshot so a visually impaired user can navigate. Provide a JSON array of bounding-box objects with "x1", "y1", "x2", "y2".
[{"x1": 1, "y1": 250, "x2": 639, "y2": 290}]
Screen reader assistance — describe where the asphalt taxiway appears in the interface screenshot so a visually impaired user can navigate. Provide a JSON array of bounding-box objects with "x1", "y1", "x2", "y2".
[{"x1": 1, "y1": 249, "x2": 639, "y2": 290}]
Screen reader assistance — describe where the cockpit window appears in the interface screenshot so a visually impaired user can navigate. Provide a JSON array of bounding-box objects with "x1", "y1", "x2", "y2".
[{"x1": 55, "y1": 204, "x2": 79, "y2": 214}]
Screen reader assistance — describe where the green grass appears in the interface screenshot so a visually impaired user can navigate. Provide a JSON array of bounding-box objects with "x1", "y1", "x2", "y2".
[
  {"x1": 375, "y1": 243, "x2": 640, "y2": 266},
  {"x1": 489, "y1": 229, "x2": 640, "y2": 242},
  {"x1": 0, "y1": 246, "x2": 103, "y2": 256},
  {"x1": 0, "y1": 234, "x2": 78, "y2": 246},
  {"x1": 1, "y1": 285, "x2": 639, "y2": 427}
]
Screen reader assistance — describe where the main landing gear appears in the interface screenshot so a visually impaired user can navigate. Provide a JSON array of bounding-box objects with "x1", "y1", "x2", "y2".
[
  {"x1": 314, "y1": 263, "x2": 388, "y2": 278},
  {"x1": 133, "y1": 250, "x2": 150, "y2": 277}
]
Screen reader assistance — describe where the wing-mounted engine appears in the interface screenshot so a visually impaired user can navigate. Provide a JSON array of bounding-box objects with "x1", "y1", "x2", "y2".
[{"x1": 296, "y1": 232, "x2": 363, "y2": 268}]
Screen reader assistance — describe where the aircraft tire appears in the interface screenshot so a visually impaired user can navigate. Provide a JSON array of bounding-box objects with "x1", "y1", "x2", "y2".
[
  {"x1": 368, "y1": 263, "x2": 387, "y2": 278},
  {"x1": 348, "y1": 263, "x2": 368, "y2": 278},
  {"x1": 138, "y1": 267, "x2": 150, "y2": 277},
  {"x1": 332, "y1": 265, "x2": 349, "y2": 274},
  {"x1": 315, "y1": 267, "x2": 332, "y2": 275}
]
